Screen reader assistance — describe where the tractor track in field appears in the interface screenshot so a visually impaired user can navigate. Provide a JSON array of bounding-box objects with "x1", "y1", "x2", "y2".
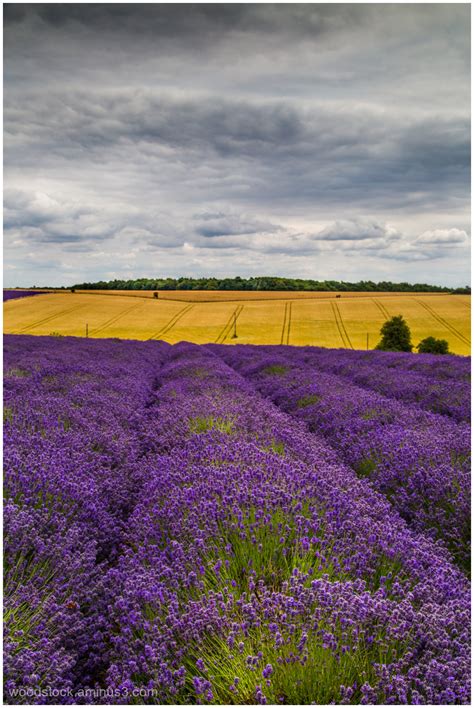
[
  {"x1": 73, "y1": 290, "x2": 464, "y2": 304},
  {"x1": 13, "y1": 303, "x2": 88, "y2": 334},
  {"x1": 415, "y1": 299, "x2": 470, "y2": 346},
  {"x1": 148, "y1": 304, "x2": 194, "y2": 340},
  {"x1": 280, "y1": 302, "x2": 292, "y2": 345},
  {"x1": 331, "y1": 301, "x2": 353, "y2": 349},
  {"x1": 89, "y1": 303, "x2": 141, "y2": 337},
  {"x1": 372, "y1": 298, "x2": 390, "y2": 319},
  {"x1": 215, "y1": 305, "x2": 244, "y2": 344}
]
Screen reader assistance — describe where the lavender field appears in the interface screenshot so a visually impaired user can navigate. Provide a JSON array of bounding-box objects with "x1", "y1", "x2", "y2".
[
  {"x1": 3, "y1": 290, "x2": 48, "y2": 302},
  {"x1": 4, "y1": 335, "x2": 471, "y2": 705}
]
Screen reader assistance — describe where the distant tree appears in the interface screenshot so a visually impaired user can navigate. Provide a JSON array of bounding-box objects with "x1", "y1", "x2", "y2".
[
  {"x1": 417, "y1": 336, "x2": 450, "y2": 354},
  {"x1": 375, "y1": 315, "x2": 413, "y2": 352}
]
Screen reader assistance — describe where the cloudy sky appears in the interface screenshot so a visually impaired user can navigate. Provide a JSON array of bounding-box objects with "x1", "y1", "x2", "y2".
[{"x1": 4, "y1": 3, "x2": 471, "y2": 287}]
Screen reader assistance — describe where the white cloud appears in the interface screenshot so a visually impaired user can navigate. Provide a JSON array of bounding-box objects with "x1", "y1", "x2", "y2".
[{"x1": 315, "y1": 219, "x2": 401, "y2": 243}]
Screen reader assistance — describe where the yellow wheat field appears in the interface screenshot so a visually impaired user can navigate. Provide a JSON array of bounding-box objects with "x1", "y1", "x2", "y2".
[{"x1": 3, "y1": 291, "x2": 471, "y2": 355}]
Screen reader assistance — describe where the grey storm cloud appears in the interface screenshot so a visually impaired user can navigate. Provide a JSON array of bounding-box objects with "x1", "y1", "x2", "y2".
[
  {"x1": 5, "y1": 92, "x2": 469, "y2": 216},
  {"x1": 315, "y1": 220, "x2": 401, "y2": 243},
  {"x1": 3, "y1": 3, "x2": 471, "y2": 287},
  {"x1": 194, "y1": 211, "x2": 283, "y2": 238},
  {"x1": 3, "y1": 4, "x2": 364, "y2": 42}
]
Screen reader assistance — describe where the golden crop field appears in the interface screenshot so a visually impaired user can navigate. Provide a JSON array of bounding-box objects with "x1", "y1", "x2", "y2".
[
  {"x1": 72, "y1": 289, "x2": 463, "y2": 303},
  {"x1": 3, "y1": 291, "x2": 471, "y2": 354}
]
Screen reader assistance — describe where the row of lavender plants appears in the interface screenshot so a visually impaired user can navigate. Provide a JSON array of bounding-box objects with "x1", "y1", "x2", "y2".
[
  {"x1": 279, "y1": 346, "x2": 470, "y2": 423},
  {"x1": 4, "y1": 336, "x2": 470, "y2": 704},
  {"x1": 4, "y1": 335, "x2": 170, "y2": 702},
  {"x1": 211, "y1": 345, "x2": 470, "y2": 573},
  {"x1": 3, "y1": 290, "x2": 49, "y2": 302}
]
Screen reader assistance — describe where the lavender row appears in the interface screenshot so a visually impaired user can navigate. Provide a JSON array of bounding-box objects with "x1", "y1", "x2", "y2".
[
  {"x1": 104, "y1": 343, "x2": 470, "y2": 704},
  {"x1": 211, "y1": 345, "x2": 470, "y2": 572},
  {"x1": 3, "y1": 290, "x2": 49, "y2": 302},
  {"x1": 295, "y1": 346, "x2": 471, "y2": 380},
  {"x1": 4, "y1": 335, "x2": 170, "y2": 702},
  {"x1": 279, "y1": 346, "x2": 470, "y2": 423}
]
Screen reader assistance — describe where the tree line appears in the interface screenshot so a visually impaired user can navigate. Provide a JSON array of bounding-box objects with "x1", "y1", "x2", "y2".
[{"x1": 69, "y1": 277, "x2": 470, "y2": 294}]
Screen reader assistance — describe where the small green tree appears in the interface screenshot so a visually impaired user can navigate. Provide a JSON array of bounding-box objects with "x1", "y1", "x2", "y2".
[
  {"x1": 417, "y1": 336, "x2": 450, "y2": 354},
  {"x1": 375, "y1": 315, "x2": 413, "y2": 352}
]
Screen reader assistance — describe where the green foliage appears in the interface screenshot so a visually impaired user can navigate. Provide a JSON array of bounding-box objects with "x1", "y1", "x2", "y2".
[
  {"x1": 6, "y1": 368, "x2": 30, "y2": 378},
  {"x1": 189, "y1": 416, "x2": 235, "y2": 435},
  {"x1": 260, "y1": 439, "x2": 286, "y2": 456},
  {"x1": 355, "y1": 457, "x2": 378, "y2": 478},
  {"x1": 375, "y1": 315, "x2": 413, "y2": 352},
  {"x1": 296, "y1": 394, "x2": 321, "y2": 408},
  {"x1": 58, "y1": 415, "x2": 72, "y2": 432},
  {"x1": 268, "y1": 439, "x2": 285, "y2": 456},
  {"x1": 417, "y1": 336, "x2": 450, "y2": 354},
  {"x1": 4, "y1": 406, "x2": 13, "y2": 423},
  {"x1": 263, "y1": 365, "x2": 289, "y2": 376}
]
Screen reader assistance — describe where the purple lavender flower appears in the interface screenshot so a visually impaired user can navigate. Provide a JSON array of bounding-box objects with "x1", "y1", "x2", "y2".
[{"x1": 3, "y1": 335, "x2": 470, "y2": 704}]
